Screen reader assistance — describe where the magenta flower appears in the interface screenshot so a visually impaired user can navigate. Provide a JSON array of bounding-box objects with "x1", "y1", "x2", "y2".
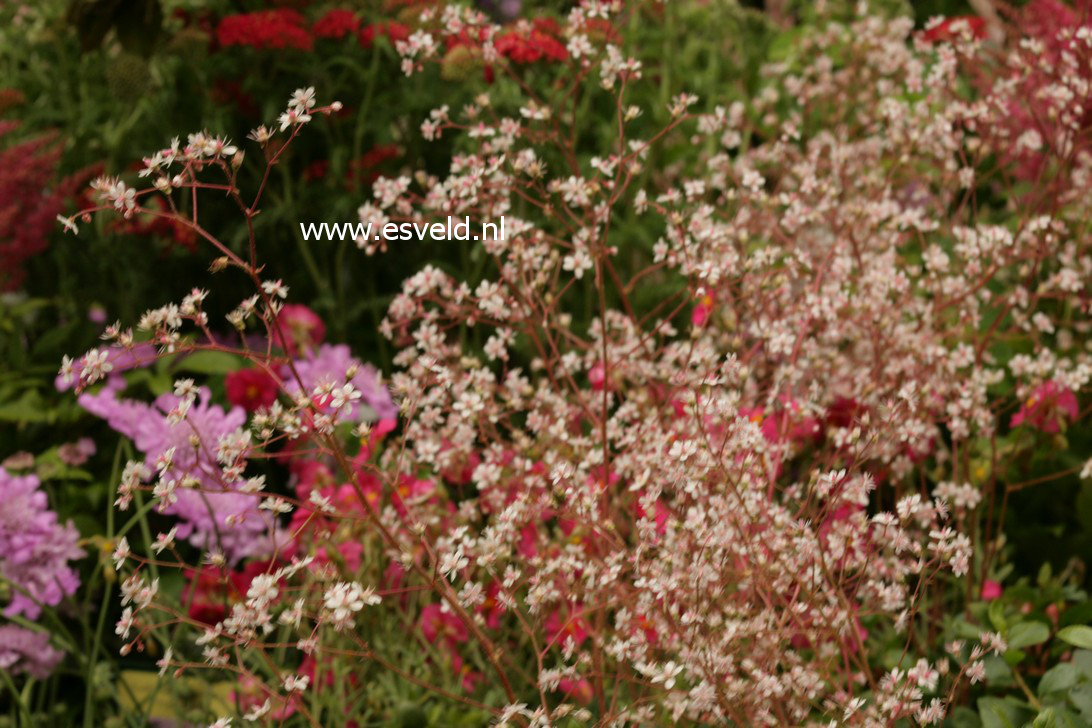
[
  {"x1": 0, "y1": 468, "x2": 84, "y2": 619},
  {"x1": 981, "y1": 579, "x2": 1003, "y2": 601},
  {"x1": 1010, "y1": 380, "x2": 1079, "y2": 434}
]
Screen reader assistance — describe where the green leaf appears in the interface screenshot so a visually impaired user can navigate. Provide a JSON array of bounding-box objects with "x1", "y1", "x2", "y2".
[
  {"x1": 0, "y1": 390, "x2": 52, "y2": 423},
  {"x1": 1059, "y1": 627, "x2": 1092, "y2": 650},
  {"x1": 1008, "y1": 621, "x2": 1051, "y2": 649},
  {"x1": 1039, "y1": 663, "x2": 1082, "y2": 697},
  {"x1": 977, "y1": 696, "x2": 1035, "y2": 728},
  {"x1": 984, "y1": 656, "x2": 1015, "y2": 687},
  {"x1": 1070, "y1": 683, "x2": 1092, "y2": 721},
  {"x1": 990, "y1": 599, "x2": 1008, "y2": 631},
  {"x1": 1073, "y1": 650, "x2": 1092, "y2": 679},
  {"x1": 170, "y1": 351, "x2": 243, "y2": 375}
]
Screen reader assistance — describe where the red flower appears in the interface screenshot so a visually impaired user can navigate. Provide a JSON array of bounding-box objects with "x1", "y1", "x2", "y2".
[
  {"x1": 347, "y1": 144, "x2": 400, "y2": 186},
  {"x1": 358, "y1": 22, "x2": 411, "y2": 50},
  {"x1": 0, "y1": 123, "x2": 100, "y2": 290},
  {"x1": 494, "y1": 18, "x2": 568, "y2": 64},
  {"x1": 544, "y1": 605, "x2": 589, "y2": 649},
  {"x1": 302, "y1": 159, "x2": 329, "y2": 181},
  {"x1": 1010, "y1": 380, "x2": 1079, "y2": 433},
  {"x1": 184, "y1": 560, "x2": 278, "y2": 624},
  {"x1": 920, "y1": 15, "x2": 987, "y2": 44},
  {"x1": 312, "y1": 9, "x2": 360, "y2": 39},
  {"x1": 210, "y1": 79, "x2": 260, "y2": 118},
  {"x1": 216, "y1": 10, "x2": 313, "y2": 51},
  {"x1": 225, "y1": 367, "x2": 280, "y2": 412}
]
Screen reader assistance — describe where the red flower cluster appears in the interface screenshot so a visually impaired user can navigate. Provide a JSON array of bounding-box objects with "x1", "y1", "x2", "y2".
[
  {"x1": 494, "y1": 17, "x2": 568, "y2": 64},
  {"x1": 358, "y1": 21, "x2": 411, "y2": 49},
  {"x1": 0, "y1": 121, "x2": 100, "y2": 290},
  {"x1": 312, "y1": 8, "x2": 360, "y2": 39},
  {"x1": 216, "y1": 9, "x2": 313, "y2": 51}
]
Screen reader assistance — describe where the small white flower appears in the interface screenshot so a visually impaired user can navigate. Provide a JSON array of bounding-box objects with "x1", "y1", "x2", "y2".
[
  {"x1": 288, "y1": 87, "x2": 316, "y2": 113},
  {"x1": 157, "y1": 647, "x2": 173, "y2": 676},
  {"x1": 57, "y1": 214, "x2": 78, "y2": 235},
  {"x1": 151, "y1": 527, "x2": 178, "y2": 555},
  {"x1": 112, "y1": 537, "x2": 130, "y2": 571},
  {"x1": 244, "y1": 700, "x2": 271, "y2": 721},
  {"x1": 283, "y1": 674, "x2": 310, "y2": 693}
]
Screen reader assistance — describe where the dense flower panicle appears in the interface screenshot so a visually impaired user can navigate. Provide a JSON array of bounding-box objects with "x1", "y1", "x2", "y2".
[
  {"x1": 0, "y1": 122, "x2": 100, "y2": 290},
  {"x1": 216, "y1": 10, "x2": 313, "y2": 52},
  {"x1": 493, "y1": 17, "x2": 568, "y2": 64},
  {"x1": 51, "y1": 6, "x2": 1092, "y2": 724},
  {"x1": 312, "y1": 9, "x2": 360, "y2": 40},
  {"x1": 0, "y1": 468, "x2": 84, "y2": 620}
]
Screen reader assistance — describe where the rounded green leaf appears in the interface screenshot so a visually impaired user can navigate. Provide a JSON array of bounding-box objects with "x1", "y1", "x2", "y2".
[{"x1": 1058, "y1": 626, "x2": 1092, "y2": 650}]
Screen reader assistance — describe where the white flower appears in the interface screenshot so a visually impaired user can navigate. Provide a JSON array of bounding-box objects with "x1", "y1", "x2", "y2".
[
  {"x1": 649, "y1": 661, "x2": 684, "y2": 689},
  {"x1": 322, "y1": 582, "x2": 380, "y2": 630},
  {"x1": 112, "y1": 537, "x2": 130, "y2": 571},
  {"x1": 288, "y1": 87, "x2": 316, "y2": 113},
  {"x1": 115, "y1": 607, "x2": 135, "y2": 639},
  {"x1": 157, "y1": 647, "x2": 173, "y2": 676},
  {"x1": 439, "y1": 549, "x2": 469, "y2": 581},
  {"x1": 57, "y1": 214, "x2": 78, "y2": 235},
  {"x1": 244, "y1": 700, "x2": 271, "y2": 721},
  {"x1": 151, "y1": 527, "x2": 178, "y2": 554},
  {"x1": 283, "y1": 674, "x2": 310, "y2": 693},
  {"x1": 247, "y1": 574, "x2": 279, "y2": 608}
]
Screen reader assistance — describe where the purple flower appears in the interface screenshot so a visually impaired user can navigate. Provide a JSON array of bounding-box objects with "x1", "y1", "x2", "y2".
[
  {"x1": 284, "y1": 344, "x2": 398, "y2": 422},
  {"x1": 0, "y1": 625, "x2": 65, "y2": 678},
  {"x1": 0, "y1": 468, "x2": 84, "y2": 620},
  {"x1": 78, "y1": 377, "x2": 272, "y2": 560}
]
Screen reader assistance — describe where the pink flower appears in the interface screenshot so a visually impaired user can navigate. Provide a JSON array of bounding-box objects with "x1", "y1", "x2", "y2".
[
  {"x1": 588, "y1": 361, "x2": 607, "y2": 390},
  {"x1": 558, "y1": 677, "x2": 594, "y2": 705},
  {"x1": 981, "y1": 579, "x2": 1003, "y2": 601},
  {"x1": 1010, "y1": 380, "x2": 1079, "y2": 433},
  {"x1": 275, "y1": 303, "x2": 326, "y2": 356},
  {"x1": 420, "y1": 603, "x2": 469, "y2": 648},
  {"x1": 691, "y1": 290, "x2": 715, "y2": 328},
  {"x1": 545, "y1": 605, "x2": 589, "y2": 649}
]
